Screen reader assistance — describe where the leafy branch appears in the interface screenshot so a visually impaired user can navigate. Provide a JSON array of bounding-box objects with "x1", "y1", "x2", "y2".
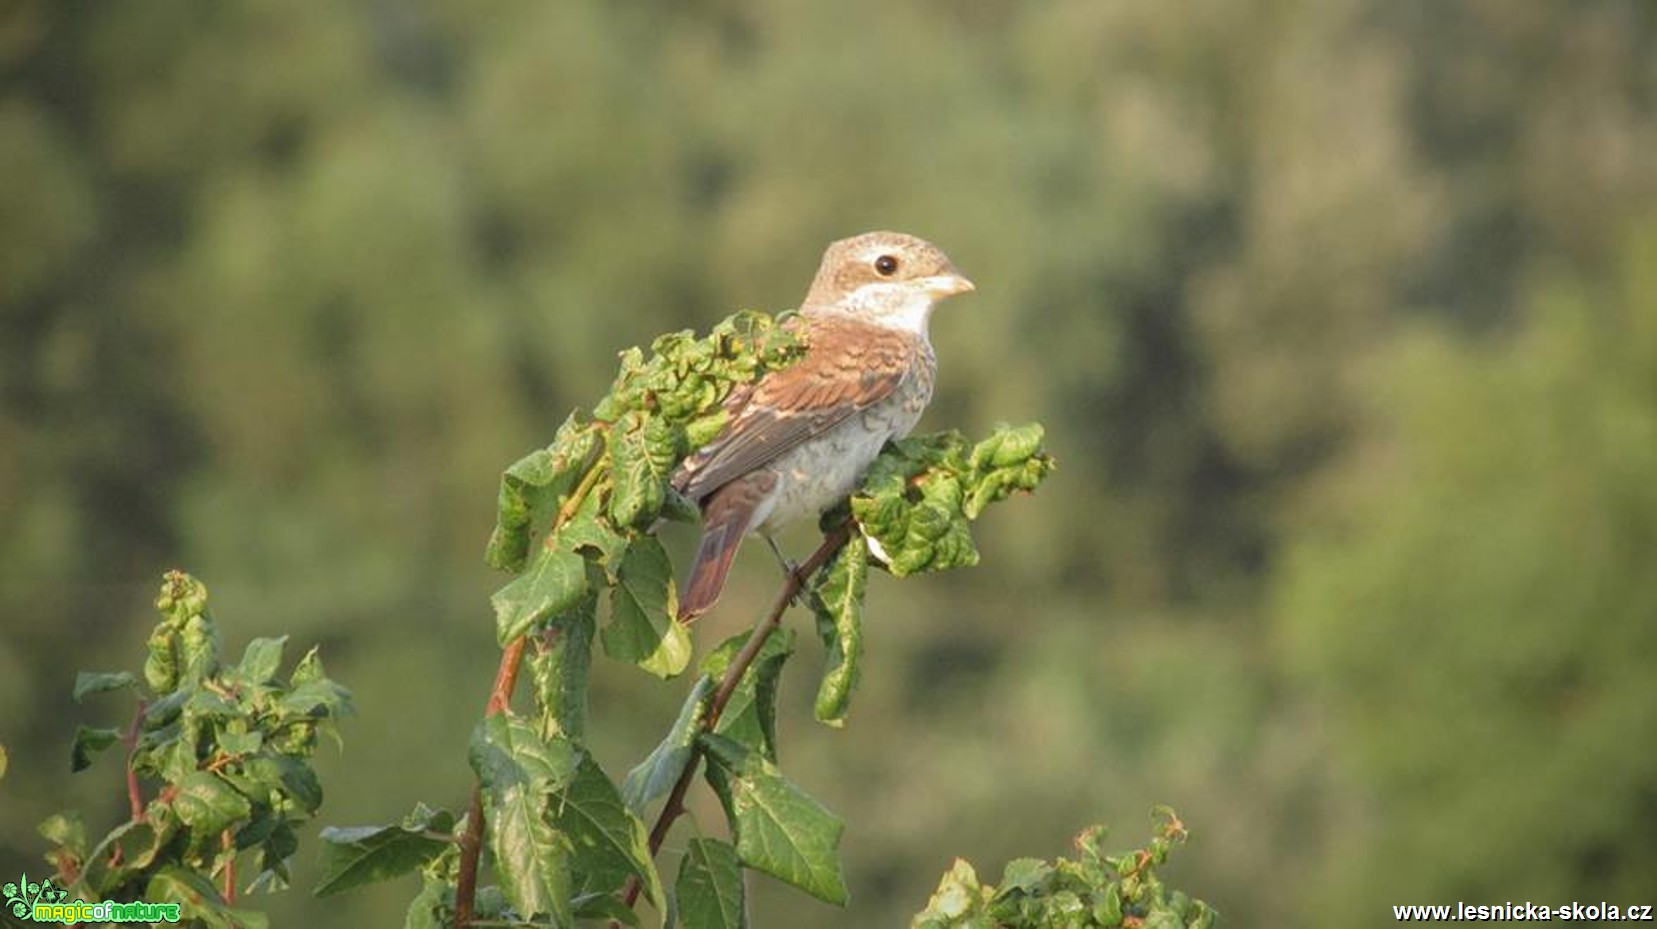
[
  {"x1": 314, "y1": 308, "x2": 1066, "y2": 927},
  {"x1": 16, "y1": 306, "x2": 1214, "y2": 928},
  {"x1": 912, "y1": 810, "x2": 1216, "y2": 928},
  {"x1": 38, "y1": 570, "x2": 353, "y2": 929},
  {"x1": 19, "y1": 306, "x2": 1173, "y2": 927},
  {"x1": 20, "y1": 314, "x2": 1195, "y2": 928}
]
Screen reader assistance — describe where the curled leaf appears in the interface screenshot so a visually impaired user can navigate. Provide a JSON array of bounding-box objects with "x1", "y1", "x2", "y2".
[
  {"x1": 851, "y1": 424, "x2": 1053, "y2": 577},
  {"x1": 601, "y1": 537, "x2": 690, "y2": 678},
  {"x1": 486, "y1": 414, "x2": 605, "y2": 573},
  {"x1": 810, "y1": 541, "x2": 867, "y2": 728},
  {"x1": 608, "y1": 411, "x2": 679, "y2": 530}
]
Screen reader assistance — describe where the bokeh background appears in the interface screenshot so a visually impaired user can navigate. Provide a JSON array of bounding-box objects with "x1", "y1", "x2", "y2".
[{"x1": 4, "y1": 2, "x2": 1656, "y2": 926}]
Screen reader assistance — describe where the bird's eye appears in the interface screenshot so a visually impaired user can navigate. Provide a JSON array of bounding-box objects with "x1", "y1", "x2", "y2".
[{"x1": 874, "y1": 254, "x2": 899, "y2": 276}]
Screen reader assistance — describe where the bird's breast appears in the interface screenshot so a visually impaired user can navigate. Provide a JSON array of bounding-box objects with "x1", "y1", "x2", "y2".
[{"x1": 756, "y1": 374, "x2": 932, "y2": 535}]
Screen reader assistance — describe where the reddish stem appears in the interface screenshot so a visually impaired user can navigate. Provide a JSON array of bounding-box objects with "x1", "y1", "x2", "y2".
[
  {"x1": 221, "y1": 830, "x2": 236, "y2": 903},
  {"x1": 125, "y1": 698, "x2": 148, "y2": 820},
  {"x1": 487, "y1": 637, "x2": 528, "y2": 716},
  {"x1": 455, "y1": 461, "x2": 604, "y2": 928},
  {"x1": 453, "y1": 788, "x2": 486, "y2": 928},
  {"x1": 454, "y1": 636, "x2": 528, "y2": 928}
]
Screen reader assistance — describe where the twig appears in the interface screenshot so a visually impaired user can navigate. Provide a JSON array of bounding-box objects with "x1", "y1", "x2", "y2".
[
  {"x1": 487, "y1": 636, "x2": 529, "y2": 716},
  {"x1": 221, "y1": 829, "x2": 236, "y2": 903},
  {"x1": 455, "y1": 460, "x2": 606, "y2": 929},
  {"x1": 454, "y1": 634, "x2": 529, "y2": 926},
  {"x1": 616, "y1": 523, "x2": 854, "y2": 918},
  {"x1": 124, "y1": 698, "x2": 148, "y2": 820},
  {"x1": 454, "y1": 789, "x2": 485, "y2": 928}
]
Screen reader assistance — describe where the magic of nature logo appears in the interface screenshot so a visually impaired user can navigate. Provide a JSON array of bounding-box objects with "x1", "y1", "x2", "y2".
[{"x1": 4, "y1": 873, "x2": 181, "y2": 925}]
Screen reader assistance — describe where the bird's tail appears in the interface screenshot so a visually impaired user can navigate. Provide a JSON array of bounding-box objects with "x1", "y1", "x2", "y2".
[
  {"x1": 679, "y1": 517, "x2": 746, "y2": 622},
  {"x1": 677, "y1": 472, "x2": 772, "y2": 622}
]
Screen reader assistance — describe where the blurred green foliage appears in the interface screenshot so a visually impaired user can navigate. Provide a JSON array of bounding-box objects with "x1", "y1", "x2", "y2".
[{"x1": 3, "y1": 1, "x2": 1654, "y2": 926}]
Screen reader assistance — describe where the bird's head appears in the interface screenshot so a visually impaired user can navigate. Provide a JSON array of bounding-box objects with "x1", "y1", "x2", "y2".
[{"x1": 799, "y1": 231, "x2": 975, "y2": 335}]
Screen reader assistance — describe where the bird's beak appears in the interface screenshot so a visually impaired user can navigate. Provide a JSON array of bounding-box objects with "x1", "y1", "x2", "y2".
[{"x1": 920, "y1": 272, "x2": 976, "y2": 298}]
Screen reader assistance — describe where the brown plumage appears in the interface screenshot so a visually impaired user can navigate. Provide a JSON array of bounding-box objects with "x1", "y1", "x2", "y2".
[{"x1": 673, "y1": 231, "x2": 974, "y2": 621}]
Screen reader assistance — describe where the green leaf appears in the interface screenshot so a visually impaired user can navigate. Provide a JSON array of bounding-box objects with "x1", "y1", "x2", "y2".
[
  {"x1": 235, "y1": 636, "x2": 288, "y2": 684},
  {"x1": 145, "y1": 632, "x2": 179, "y2": 692},
  {"x1": 405, "y1": 875, "x2": 453, "y2": 929},
  {"x1": 602, "y1": 537, "x2": 691, "y2": 678},
  {"x1": 245, "y1": 821, "x2": 299, "y2": 893},
  {"x1": 233, "y1": 811, "x2": 279, "y2": 851},
  {"x1": 552, "y1": 491, "x2": 629, "y2": 575},
  {"x1": 272, "y1": 754, "x2": 325, "y2": 814},
  {"x1": 530, "y1": 585, "x2": 599, "y2": 741},
  {"x1": 140, "y1": 698, "x2": 202, "y2": 784},
  {"x1": 683, "y1": 409, "x2": 729, "y2": 451},
  {"x1": 471, "y1": 714, "x2": 581, "y2": 794},
  {"x1": 660, "y1": 485, "x2": 701, "y2": 523},
  {"x1": 622, "y1": 675, "x2": 714, "y2": 817},
  {"x1": 1094, "y1": 884, "x2": 1125, "y2": 925},
  {"x1": 154, "y1": 569, "x2": 210, "y2": 624},
  {"x1": 72, "y1": 670, "x2": 137, "y2": 702},
  {"x1": 492, "y1": 544, "x2": 589, "y2": 645},
  {"x1": 314, "y1": 815, "x2": 454, "y2": 896},
  {"x1": 470, "y1": 716, "x2": 579, "y2": 925},
  {"x1": 996, "y1": 858, "x2": 1053, "y2": 895},
  {"x1": 809, "y1": 541, "x2": 867, "y2": 727},
  {"x1": 39, "y1": 813, "x2": 90, "y2": 884},
  {"x1": 144, "y1": 623, "x2": 180, "y2": 694},
  {"x1": 849, "y1": 426, "x2": 1052, "y2": 578},
  {"x1": 486, "y1": 415, "x2": 604, "y2": 572},
  {"x1": 184, "y1": 687, "x2": 237, "y2": 719},
  {"x1": 217, "y1": 729, "x2": 263, "y2": 756},
  {"x1": 146, "y1": 574, "x2": 220, "y2": 694},
  {"x1": 574, "y1": 892, "x2": 640, "y2": 924},
  {"x1": 912, "y1": 859, "x2": 989, "y2": 927},
  {"x1": 289, "y1": 646, "x2": 325, "y2": 685},
  {"x1": 850, "y1": 440, "x2": 976, "y2": 578},
  {"x1": 608, "y1": 410, "x2": 679, "y2": 529},
  {"x1": 968, "y1": 422, "x2": 1045, "y2": 471},
  {"x1": 595, "y1": 345, "x2": 648, "y2": 421},
  {"x1": 676, "y1": 838, "x2": 746, "y2": 929},
  {"x1": 549, "y1": 752, "x2": 665, "y2": 908},
  {"x1": 869, "y1": 469, "x2": 978, "y2": 577},
  {"x1": 964, "y1": 424, "x2": 1055, "y2": 519},
  {"x1": 69, "y1": 725, "x2": 121, "y2": 772},
  {"x1": 471, "y1": 885, "x2": 511, "y2": 921},
  {"x1": 916, "y1": 814, "x2": 1211, "y2": 928},
  {"x1": 172, "y1": 770, "x2": 253, "y2": 835},
  {"x1": 278, "y1": 676, "x2": 353, "y2": 718},
  {"x1": 402, "y1": 802, "x2": 455, "y2": 836},
  {"x1": 147, "y1": 865, "x2": 269, "y2": 929},
  {"x1": 701, "y1": 629, "x2": 794, "y2": 761},
  {"x1": 80, "y1": 820, "x2": 169, "y2": 896},
  {"x1": 699, "y1": 734, "x2": 846, "y2": 905},
  {"x1": 180, "y1": 612, "x2": 222, "y2": 684},
  {"x1": 38, "y1": 811, "x2": 88, "y2": 855},
  {"x1": 917, "y1": 475, "x2": 980, "y2": 573}
]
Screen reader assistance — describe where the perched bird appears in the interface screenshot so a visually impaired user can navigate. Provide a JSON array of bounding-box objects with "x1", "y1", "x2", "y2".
[{"x1": 673, "y1": 231, "x2": 974, "y2": 620}]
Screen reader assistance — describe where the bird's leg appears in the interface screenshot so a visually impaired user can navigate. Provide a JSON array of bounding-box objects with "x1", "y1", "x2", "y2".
[
  {"x1": 763, "y1": 533, "x2": 800, "y2": 578},
  {"x1": 762, "y1": 535, "x2": 811, "y2": 609}
]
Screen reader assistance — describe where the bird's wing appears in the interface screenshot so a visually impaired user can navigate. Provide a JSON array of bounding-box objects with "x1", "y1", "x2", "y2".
[{"x1": 673, "y1": 315, "x2": 916, "y2": 501}]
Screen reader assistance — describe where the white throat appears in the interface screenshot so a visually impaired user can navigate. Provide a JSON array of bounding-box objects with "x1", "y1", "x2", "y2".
[{"x1": 841, "y1": 283, "x2": 937, "y2": 336}]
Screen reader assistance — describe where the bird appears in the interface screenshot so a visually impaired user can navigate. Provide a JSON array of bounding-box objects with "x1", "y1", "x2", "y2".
[{"x1": 673, "y1": 231, "x2": 975, "y2": 621}]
